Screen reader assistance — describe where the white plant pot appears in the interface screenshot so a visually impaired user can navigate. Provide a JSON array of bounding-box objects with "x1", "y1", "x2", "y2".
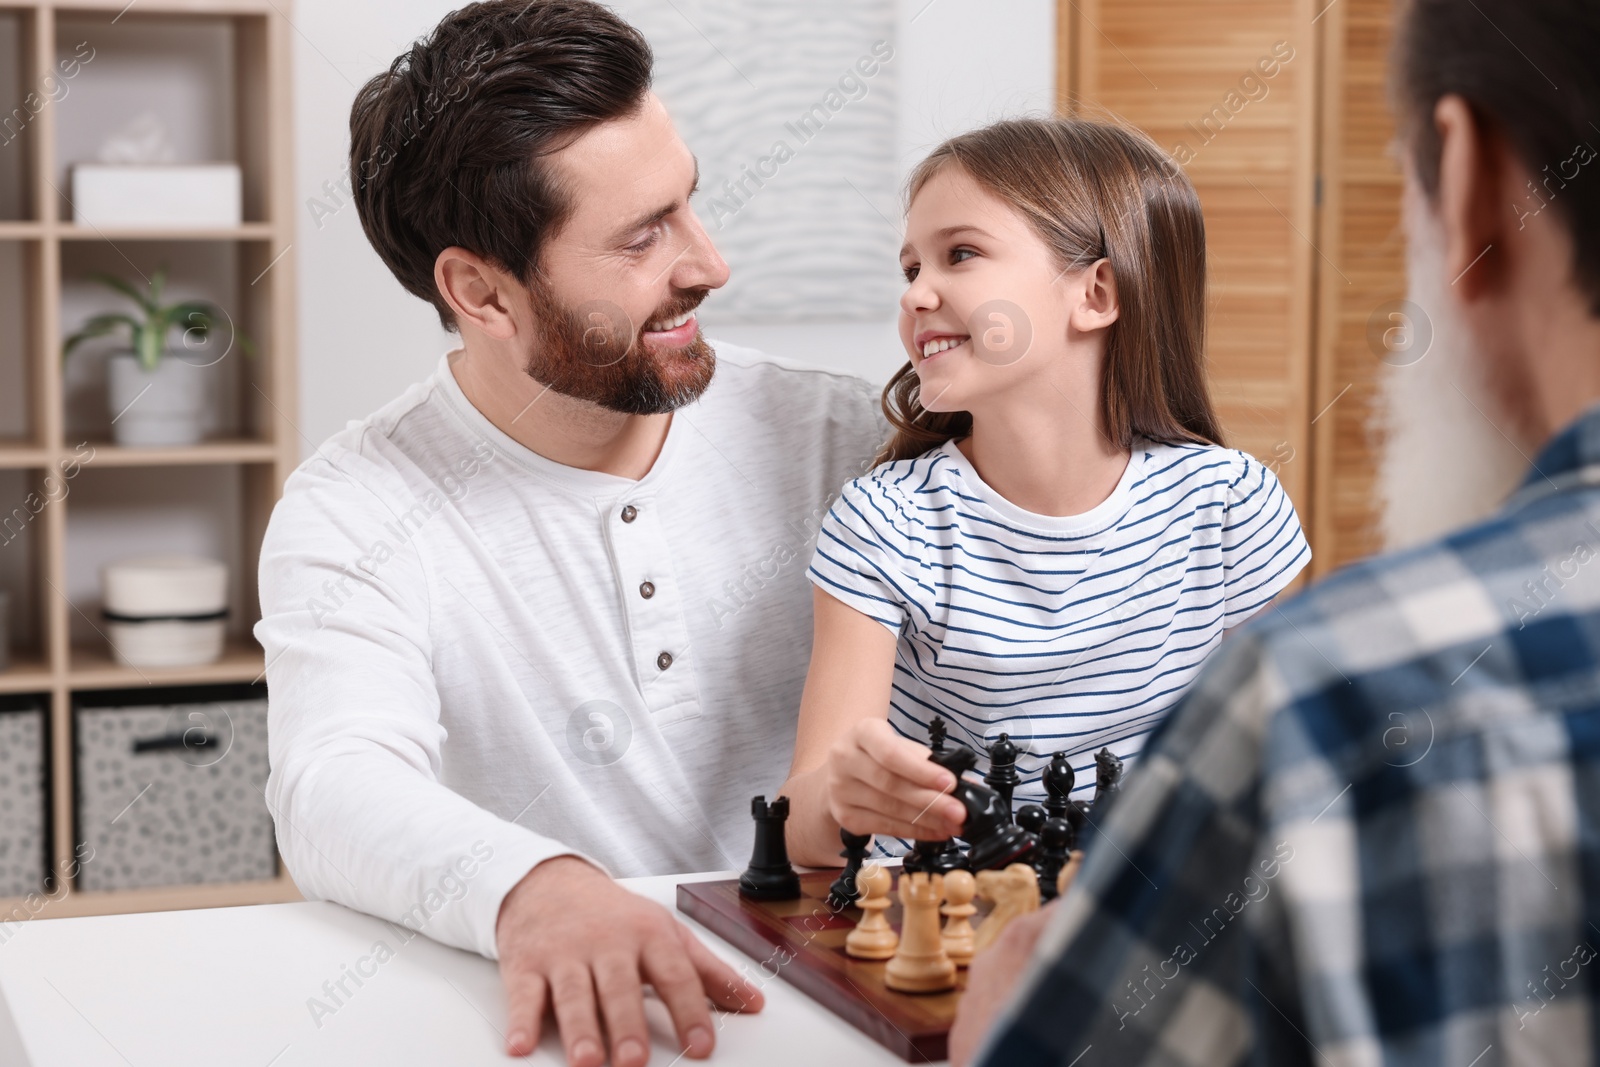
[{"x1": 106, "y1": 352, "x2": 209, "y2": 447}]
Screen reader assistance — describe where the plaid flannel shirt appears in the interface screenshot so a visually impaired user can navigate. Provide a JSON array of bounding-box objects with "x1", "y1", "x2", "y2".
[{"x1": 976, "y1": 404, "x2": 1600, "y2": 1067}]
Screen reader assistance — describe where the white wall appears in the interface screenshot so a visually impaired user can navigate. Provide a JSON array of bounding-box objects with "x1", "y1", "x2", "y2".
[{"x1": 290, "y1": 0, "x2": 1055, "y2": 455}]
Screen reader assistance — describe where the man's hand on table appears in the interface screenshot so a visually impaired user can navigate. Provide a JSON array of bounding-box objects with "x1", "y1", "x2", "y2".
[
  {"x1": 948, "y1": 903, "x2": 1053, "y2": 1067},
  {"x1": 495, "y1": 856, "x2": 765, "y2": 1066}
]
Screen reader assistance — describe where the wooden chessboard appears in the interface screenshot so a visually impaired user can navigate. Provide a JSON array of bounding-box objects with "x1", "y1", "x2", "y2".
[{"x1": 676, "y1": 869, "x2": 991, "y2": 1063}]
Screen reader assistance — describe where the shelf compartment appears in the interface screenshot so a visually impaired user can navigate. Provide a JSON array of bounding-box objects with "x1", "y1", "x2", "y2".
[
  {"x1": 61, "y1": 239, "x2": 265, "y2": 444},
  {"x1": 0, "y1": 241, "x2": 43, "y2": 448},
  {"x1": 63, "y1": 462, "x2": 250, "y2": 654},
  {"x1": 53, "y1": 10, "x2": 274, "y2": 226},
  {"x1": 0, "y1": 7, "x2": 41, "y2": 223},
  {"x1": 0, "y1": 467, "x2": 50, "y2": 673}
]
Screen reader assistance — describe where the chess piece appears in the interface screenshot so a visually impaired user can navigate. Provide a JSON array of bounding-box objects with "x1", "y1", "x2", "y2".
[
  {"x1": 972, "y1": 863, "x2": 1041, "y2": 954},
  {"x1": 885, "y1": 871, "x2": 957, "y2": 993},
  {"x1": 1043, "y1": 752, "x2": 1076, "y2": 820},
  {"x1": 909, "y1": 716, "x2": 964, "y2": 874},
  {"x1": 738, "y1": 795, "x2": 800, "y2": 901},
  {"x1": 940, "y1": 868, "x2": 978, "y2": 967},
  {"x1": 845, "y1": 864, "x2": 899, "y2": 960},
  {"x1": 1035, "y1": 817, "x2": 1072, "y2": 901},
  {"x1": 827, "y1": 829, "x2": 873, "y2": 910},
  {"x1": 983, "y1": 733, "x2": 1021, "y2": 824},
  {"x1": 1015, "y1": 803, "x2": 1046, "y2": 837},
  {"x1": 1065, "y1": 801, "x2": 1087, "y2": 848},
  {"x1": 1094, "y1": 748, "x2": 1124, "y2": 804},
  {"x1": 1056, "y1": 849, "x2": 1085, "y2": 899},
  {"x1": 928, "y1": 744, "x2": 1037, "y2": 870}
]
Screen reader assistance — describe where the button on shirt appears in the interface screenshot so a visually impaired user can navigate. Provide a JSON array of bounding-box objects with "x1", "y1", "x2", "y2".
[{"x1": 256, "y1": 343, "x2": 883, "y2": 960}]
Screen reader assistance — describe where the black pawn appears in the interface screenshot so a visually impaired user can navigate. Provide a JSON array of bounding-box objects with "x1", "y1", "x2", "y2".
[
  {"x1": 928, "y1": 715, "x2": 949, "y2": 753},
  {"x1": 739, "y1": 795, "x2": 800, "y2": 901},
  {"x1": 1036, "y1": 817, "x2": 1073, "y2": 900},
  {"x1": 1015, "y1": 803, "x2": 1047, "y2": 837},
  {"x1": 826, "y1": 829, "x2": 872, "y2": 910},
  {"x1": 984, "y1": 733, "x2": 1021, "y2": 824},
  {"x1": 1065, "y1": 802, "x2": 1087, "y2": 849},
  {"x1": 1094, "y1": 748, "x2": 1124, "y2": 805},
  {"x1": 1043, "y1": 752, "x2": 1076, "y2": 820}
]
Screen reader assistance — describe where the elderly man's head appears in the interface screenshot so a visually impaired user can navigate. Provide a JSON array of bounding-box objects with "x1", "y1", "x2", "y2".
[
  {"x1": 1376, "y1": 0, "x2": 1600, "y2": 547},
  {"x1": 349, "y1": 0, "x2": 728, "y2": 415}
]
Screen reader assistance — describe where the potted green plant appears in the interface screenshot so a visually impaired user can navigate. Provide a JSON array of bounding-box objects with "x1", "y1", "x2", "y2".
[{"x1": 63, "y1": 267, "x2": 254, "y2": 446}]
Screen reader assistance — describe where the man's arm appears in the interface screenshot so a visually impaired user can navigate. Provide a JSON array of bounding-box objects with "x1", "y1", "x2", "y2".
[
  {"x1": 258, "y1": 454, "x2": 569, "y2": 955},
  {"x1": 258, "y1": 454, "x2": 760, "y2": 1066}
]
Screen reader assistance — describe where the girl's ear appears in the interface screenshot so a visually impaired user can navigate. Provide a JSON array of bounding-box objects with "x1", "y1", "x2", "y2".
[{"x1": 1068, "y1": 258, "x2": 1120, "y2": 333}]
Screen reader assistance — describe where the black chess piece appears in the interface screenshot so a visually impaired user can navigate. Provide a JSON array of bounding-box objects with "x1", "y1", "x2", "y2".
[
  {"x1": 739, "y1": 795, "x2": 801, "y2": 901},
  {"x1": 923, "y1": 837, "x2": 968, "y2": 874},
  {"x1": 1015, "y1": 803, "x2": 1047, "y2": 837},
  {"x1": 1094, "y1": 748, "x2": 1124, "y2": 804},
  {"x1": 984, "y1": 733, "x2": 1021, "y2": 824},
  {"x1": 927, "y1": 745, "x2": 1037, "y2": 870},
  {"x1": 911, "y1": 715, "x2": 963, "y2": 872},
  {"x1": 1043, "y1": 752, "x2": 1076, "y2": 820},
  {"x1": 1036, "y1": 817, "x2": 1073, "y2": 900},
  {"x1": 826, "y1": 829, "x2": 872, "y2": 910},
  {"x1": 1065, "y1": 802, "x2": 1087, "y2": 850}
]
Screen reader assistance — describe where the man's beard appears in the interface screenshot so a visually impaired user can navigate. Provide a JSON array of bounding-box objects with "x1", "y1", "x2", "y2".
[
  {"x1": 1371, "y1": 186, "x2": 1531, "y2": 550},
  {"x1": 522, "y1": 280, "x2": 717, "y2": 416}
]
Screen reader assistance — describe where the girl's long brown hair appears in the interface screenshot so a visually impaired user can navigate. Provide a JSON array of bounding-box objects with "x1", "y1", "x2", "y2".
[{"x1": 876, "y1": 117, "x2": 1223, "y2": 466}]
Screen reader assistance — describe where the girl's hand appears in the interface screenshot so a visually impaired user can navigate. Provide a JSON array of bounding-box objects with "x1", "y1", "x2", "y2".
[{"x1": 825, "y1": 718, "x2": 968, "y2": 840}]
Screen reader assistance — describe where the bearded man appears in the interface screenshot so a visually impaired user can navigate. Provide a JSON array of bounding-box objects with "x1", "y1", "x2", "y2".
[
  {"x1": 950, "y1": 0, "x2": 1600, "y2": 1064},
  {"x1": 255, "y1": 3, "x2": 880, "y2": 1066}
]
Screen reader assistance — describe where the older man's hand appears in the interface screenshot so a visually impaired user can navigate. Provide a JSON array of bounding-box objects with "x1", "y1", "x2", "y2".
[
  {"x1": 949, "y1": 902, "x2": 1055, "y2": 1067},
  {"x1": 496, "y1": 856, "x2": 764, "y2": 1066}
]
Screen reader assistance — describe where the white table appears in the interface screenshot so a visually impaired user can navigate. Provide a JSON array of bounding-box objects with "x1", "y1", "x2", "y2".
[{"x1": 0, "y1": 872, "x2": 924, "y2": 1066}]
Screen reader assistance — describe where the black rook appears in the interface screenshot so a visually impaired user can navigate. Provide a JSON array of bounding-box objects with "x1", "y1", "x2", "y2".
[{"x1": 739, "y1": 795, "x2": 801, "y2": 901}]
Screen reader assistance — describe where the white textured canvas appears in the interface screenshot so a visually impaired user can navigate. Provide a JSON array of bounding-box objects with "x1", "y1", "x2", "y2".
[{"x1": 614, "y1": 0, "x2": 900, "y2": 321}]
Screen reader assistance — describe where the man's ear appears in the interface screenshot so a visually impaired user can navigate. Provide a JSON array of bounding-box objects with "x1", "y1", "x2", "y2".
[
  {"x1": 1432, "y1": 94, "x2": 1504, "y2": 299},
  {"x1": 435, "y1": 247, "x2": 518, "y2": 339},
  {"x1": 1068, "y1": 258, "x2": 1120, "y2": 334}
]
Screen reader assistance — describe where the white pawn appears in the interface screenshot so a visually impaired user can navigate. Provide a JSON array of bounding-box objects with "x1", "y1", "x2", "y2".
[
  {"x1": 845, "y1": 863, "x2": 898, "y2": 960},
  {"x1": 940, "y1": 869, "x2": 977, "y2": 967}
]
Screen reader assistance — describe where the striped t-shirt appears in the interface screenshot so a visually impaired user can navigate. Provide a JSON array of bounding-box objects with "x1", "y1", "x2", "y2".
[{"x1": 805, "y1": 435, "x2": 1310, "y2": 817}]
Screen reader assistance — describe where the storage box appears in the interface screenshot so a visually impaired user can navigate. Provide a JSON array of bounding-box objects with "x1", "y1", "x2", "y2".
[
  {"x1": 0, "y1": 698, "x2": 47, "y2": 898},
  {"x1": 75, "y1": 689, "x2": 274, "y2": 892},
  {"x1": 70, "y1": 163, "x2": 242, "y2": 229}
]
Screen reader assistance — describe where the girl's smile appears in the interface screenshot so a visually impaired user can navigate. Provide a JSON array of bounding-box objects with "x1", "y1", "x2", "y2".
[{"x1": 914, "y1": 331, "x2": 971, "y2": 365}]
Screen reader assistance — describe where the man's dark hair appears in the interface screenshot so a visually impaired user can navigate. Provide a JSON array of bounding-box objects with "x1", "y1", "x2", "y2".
[
  {"x1": 1395, "y1": 0, "x2": 1600, "y2": 313},
  {"x1": 349, "y1": 0, "x2": 653, "y2": 329}
]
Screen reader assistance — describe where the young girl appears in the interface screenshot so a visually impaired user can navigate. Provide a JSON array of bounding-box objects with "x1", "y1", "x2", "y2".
[{"x1": 780, "y1": 117, "x2": 1310, "y2": 866}]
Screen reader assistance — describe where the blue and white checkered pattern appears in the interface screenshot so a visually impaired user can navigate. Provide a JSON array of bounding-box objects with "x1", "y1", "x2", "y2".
[{"x1": 977, "y1": 405, "x2": 1600, "y2": 1067}]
